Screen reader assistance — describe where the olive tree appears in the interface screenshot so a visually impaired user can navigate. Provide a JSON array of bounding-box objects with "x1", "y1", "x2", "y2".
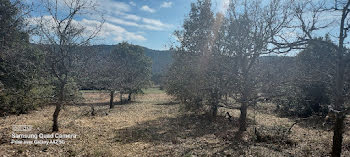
[
  {"x1": 111, "y1": 42, "x2": 151, "y2": 104},
  {"x1": 34, "y1": 0, "x2": 103, "y2": 132},
  {"x1": 224, "y1": 0, "x2": 292, "y2": 131},
  {"x1": 281, "y1": 0, "x2": 350, "y2": 155}
]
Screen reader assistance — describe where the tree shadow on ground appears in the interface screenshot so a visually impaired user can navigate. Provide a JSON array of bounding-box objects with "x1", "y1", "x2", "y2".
[
  {"x1": 212, "y1": 130, "x2": 251, "y2": 156},
  {"x1": 154, "y1": 101, "x2": 178, "y2": 106},
  {"x1": 110, "y1": 113, "x2": 258, "y2": 156},
  {"x1": 277, "y1": 114, "x2": 345, "y2": 132},
  {"x1": 111, "y1": 113, "x2": 256, "y2": 147},
  {"x1": 71, "y1": 101, "x2": 136, "y2": 117},
  {"x1": 175, "y1": 129, "x2": 251, "y2": 156},
  {"x1": 75, "y1": 102, "x2": 110, "y2": 106},
  {"x1": 295, "y1": 116, "x2": 350, "y2": 138},
  {"x1": 112, "y1": 114, "x2": 246, "y2": 144},
  {"x1": 74, "y1": 100, "x2": 134, "y2": 107},
  {"x1": 296, "y1": 116, "x2": 333, "y2": 131},
  {"x1": 109, "y1": 109, "x2": 304, "y2": 156}
]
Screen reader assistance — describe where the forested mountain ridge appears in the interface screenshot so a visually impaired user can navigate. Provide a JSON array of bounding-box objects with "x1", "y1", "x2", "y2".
[
  {"x1": 88, "y1": 45, "x2": 296, "y2": 75},
  {"x1": 89, "y1": 45, "x2": 173, "y2": 74}
]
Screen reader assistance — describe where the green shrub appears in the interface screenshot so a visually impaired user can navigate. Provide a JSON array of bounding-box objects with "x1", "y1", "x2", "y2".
[{"x1": 276, "y1": 82, "x2": 330, "y2": 117}]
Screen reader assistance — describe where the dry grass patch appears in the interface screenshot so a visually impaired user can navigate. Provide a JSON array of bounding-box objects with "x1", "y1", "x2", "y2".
[{"x1": 1, "y1": 89, "x2": 350, "y2": 156}]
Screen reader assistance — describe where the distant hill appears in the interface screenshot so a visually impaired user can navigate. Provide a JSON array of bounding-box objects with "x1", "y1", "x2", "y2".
[{"x1": 90, "y1": 45, "x2": 173, "y2": 74}]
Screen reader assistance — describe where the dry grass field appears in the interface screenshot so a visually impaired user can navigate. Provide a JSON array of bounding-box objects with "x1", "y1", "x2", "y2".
[{"x1": 0, "y1": 88, "x2": 350, "y2": 156}]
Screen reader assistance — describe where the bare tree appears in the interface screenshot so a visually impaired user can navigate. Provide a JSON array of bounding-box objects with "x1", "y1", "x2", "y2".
[{"x1": 35, "y1": 0, "x2": 103, "y2": 132}]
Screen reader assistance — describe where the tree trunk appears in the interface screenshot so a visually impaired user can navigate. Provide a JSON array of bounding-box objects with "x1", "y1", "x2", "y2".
[
  {"x1": 211, "y1": 105, "x2": 218, "y2": 117},
  {"x1": 239, "y1": 102, "x2": 248, "y2": 131},
  {"x1": 331, "y1": 4, "x2": 349, "y2": 155},
  {"x1": 91, "y1": 105, "x2": 95, "y2": 116},
  {"x1": 120, "y1": 92, "x2": 123, "y2": 104},
  {"x1": 52, "y1": 103, "x2": 61, "y2": 132},
  {"x1": 331, "y1": 58, "x2": 346, "y2": 157},
  {"x1": 52, "y1": 84, "x2": 64, "y2": 132},
  {"x1": 210, "y1": 91, "x2": 219, "y2": 118},
  {"x1": 332, "y1": 114, "x2": 345, "y2": 157},
  {"x1": 109, "y1": 90, "x2": 114, "y2": 109},
  {"x1": 239, "y1": 73, "x2": 250, "y2": 132},
  {"x1": 238, "y1": 61, "x2": 252, "y2": 132},
  {"x1": 128, "y1": 92, "x2": 132, "y2": 101}
]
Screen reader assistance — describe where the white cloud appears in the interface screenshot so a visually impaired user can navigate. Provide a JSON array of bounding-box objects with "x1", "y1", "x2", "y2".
[
  {"x1": 129, "y1": 1, "x2": 136, "y2": 7},
  {"x1": 27, "y1": 0, "x2": 177, "y2": 44},
  {"x1": 140, "y1": 5, "x2": 156, "y2": 13},
  {"x1": 217, "y1": 0, "x2": 229, "y2": 13},
  {"x1": 107, "y1": 16, "x2": 140, "y2": 27},
  {"x1": 106, "y1": 16, "x2": 173, "y2": 31},
  {"x1": 123, "y1": 14, "x2": 141, "y2": 21},
  {"x1": 93, "y1": 1, "x2": 173, "y2": 31},
  {"x1": 27, "y1": 16, "x2": 146, "y2": 43},
  {"x1": 142, "y1": 25, "x2": 164, "y2": 31},
  {"x1": 81, "y1": 19, "x2": 146, "y2": 41},
  {"x1": 161, "y1": 2, "x2": 173, "y2": 8},
  {"x1": 103, "y1": 0, "x2": 131, "y2": 12},
  {"x1": 142, "y1": 18, "x2": 172, "y2": 29}
]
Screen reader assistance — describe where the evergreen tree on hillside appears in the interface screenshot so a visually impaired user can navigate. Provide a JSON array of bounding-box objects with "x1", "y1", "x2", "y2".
[
  {"x1": 166, "y1": 0, "x2": 215, "y2": 112},
  {"x1": 0, "y1": 0, "x2": 52, "y2": 116}
]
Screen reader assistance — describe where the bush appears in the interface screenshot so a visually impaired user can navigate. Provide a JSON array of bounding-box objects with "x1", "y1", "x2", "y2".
[
  {"x1": 0, "y1": 84, "x2": 54, "y2": 116},
  {"x1": 276, "y1": 82, "x2": 330, "y2": 117},
  {"x1": 274, "y1": 38, "x2": 335, "y2": 118}
]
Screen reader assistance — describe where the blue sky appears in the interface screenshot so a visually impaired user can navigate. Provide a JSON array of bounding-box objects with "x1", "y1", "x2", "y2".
[
  {"x1": 27, "y1": 0, "x2": 230, "y2": 50},
  {"x1": 27, "y1": 0, "x2": 340, "y2": 51}
]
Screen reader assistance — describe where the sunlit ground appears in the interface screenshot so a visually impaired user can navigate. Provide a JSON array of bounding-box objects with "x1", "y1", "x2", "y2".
[{"x1": 0, "y1": 88, "x2": 349, "y2": 156}]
